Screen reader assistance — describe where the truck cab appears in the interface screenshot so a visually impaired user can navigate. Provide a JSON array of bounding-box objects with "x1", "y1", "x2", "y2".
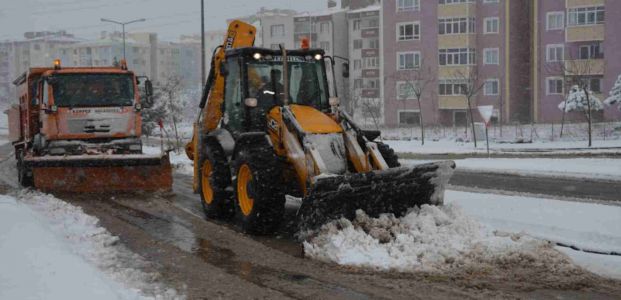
[{"x1": 22, "y1": 60, "x2": 152, "y2": 156}]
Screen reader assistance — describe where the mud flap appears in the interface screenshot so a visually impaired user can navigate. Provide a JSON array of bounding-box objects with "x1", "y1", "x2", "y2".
[
  {"x1": 26, "y1": 154, "x2": 173, "y2": 193},
  {"x1": 297, "y1": 161, "x2": 456, "y2": 231}
]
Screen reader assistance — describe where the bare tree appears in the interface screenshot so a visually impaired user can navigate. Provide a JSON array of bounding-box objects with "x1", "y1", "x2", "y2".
[
  {"x1": 546, "y1": 50, "x2": 605, "y2": 146},
  {"x1": 156, "y1": 75, "x2": 186, "y2": 152},
  {"x1": 452, "y1": 66, "x2": 485, "y2": 147},
  {"x1": 388, "y1": 62, "x2": 433, "y2": 145}
]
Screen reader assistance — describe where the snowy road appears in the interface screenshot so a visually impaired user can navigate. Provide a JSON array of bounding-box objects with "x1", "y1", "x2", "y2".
[{"x1": 1, "y1": 143, "x2": 621, "y2": 299}]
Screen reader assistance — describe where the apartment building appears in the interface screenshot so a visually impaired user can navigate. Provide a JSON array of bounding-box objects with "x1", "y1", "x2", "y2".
[
  {"x1": 382, "y1": 0, "x2": 531, "y2": 127},
  {"x1": 294, "y1": 9, "x2": 350, "y2": 101},
  {"x1": 58, "y1": 32, "x2": 201, "y2": 87},
  {"x1": 533, "y1": 0, "x2": 621, "y2": 122},
  {"x1": 0, "y1": 31, "x2": 81, "y2": 104},
  {"x1": 347, "y1": 5, "x2": 382, "y2": 121},
  {"x1": 230, "y1": 8, "x2": 298, "y2": 49}
]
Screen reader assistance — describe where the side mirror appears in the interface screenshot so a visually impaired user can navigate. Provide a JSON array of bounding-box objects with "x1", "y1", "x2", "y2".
[
  {"x1": 219, "y1": 61, "x2": 228, "y2": 76},
  {"x1": 342, "y1": 62, "x2": 350, "y2": 78},
  {"x1": 144, "y1": 80, "x2": 154, "y2": 108}
]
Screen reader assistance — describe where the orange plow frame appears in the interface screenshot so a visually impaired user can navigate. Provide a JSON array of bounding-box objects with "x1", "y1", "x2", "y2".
[{"x1": 27, "y1": 154, "x2": 172, "y2": 193}]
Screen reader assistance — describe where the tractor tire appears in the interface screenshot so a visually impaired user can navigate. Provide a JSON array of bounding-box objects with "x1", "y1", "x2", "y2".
[
  {"x1": 377, "y1": 142, "x2": 400, "y2": 168},
  {"x1": 198, "y1": 139, "x2": 234, "y2": 219},
  {"x1": 17, "y1": 149, "x2": 33, "y2": 188},
  {"x1": 232, "y1": 144, "x2": 286, "y2": 235}
]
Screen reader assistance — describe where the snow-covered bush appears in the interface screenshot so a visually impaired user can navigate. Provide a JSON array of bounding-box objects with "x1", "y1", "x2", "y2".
[
  {"x1": 558, "y1": 85, "x2": 604, "y2": 113},
  {"x1": 604, "y1": 74, "x2": 621, "y2": 110}
]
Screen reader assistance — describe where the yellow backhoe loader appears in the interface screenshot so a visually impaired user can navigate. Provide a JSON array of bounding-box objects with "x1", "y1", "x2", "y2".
[{"x1": 186, "y1": 20, "x2": 455, "y2": 233}]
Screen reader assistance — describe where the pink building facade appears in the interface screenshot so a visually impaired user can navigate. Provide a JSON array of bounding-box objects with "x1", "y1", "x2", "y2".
[
  {"x1": 533, "y1": 0, "x2": 621, "y2": 123},
  {"x1": 382, "y1": 0, "x2": 619, "y2": 127}
]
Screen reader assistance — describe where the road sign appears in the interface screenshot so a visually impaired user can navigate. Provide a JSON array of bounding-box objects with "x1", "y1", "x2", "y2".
[{"x1": 477, "y1": 105, "x2": 494, "y2": 127}]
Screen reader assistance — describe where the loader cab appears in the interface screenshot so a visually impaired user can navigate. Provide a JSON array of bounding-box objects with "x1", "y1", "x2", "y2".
[{"x1": 222, "y1": 48, "x2": 331, "y2": 133}]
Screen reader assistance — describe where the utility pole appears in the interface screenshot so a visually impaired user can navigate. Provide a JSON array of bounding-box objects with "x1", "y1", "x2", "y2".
[
  {"x1": 201, "y1": 0, "x2": 206, "y2": 92},
  {"x1": 100, "y1": 18, "x2": 146, "y2": 61}
]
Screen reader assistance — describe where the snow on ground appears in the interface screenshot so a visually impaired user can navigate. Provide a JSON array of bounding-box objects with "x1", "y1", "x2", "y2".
[
  {"x1": 143, "y1": 146, "x2": 193, "y2": 176},
  {"x1": 0, "y1": 192, "x2": 182, "y2": 299},
  {"x1": 304, "y1": 190, "x2": 621, "y2": 280},
  {"x1": 304, "y1": 204, "x2": 578, "y2": 275},
  {"x1": 386, "y1": 139, "x2": 621, "y2": 155},
  {"x1": 404, "y1": 158, "x2": 621, "y2": 181}
]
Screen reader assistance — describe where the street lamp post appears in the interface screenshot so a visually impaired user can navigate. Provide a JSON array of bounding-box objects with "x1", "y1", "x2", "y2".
[{"x1": 100, "y1": 18, "x2": 146, "y2": 61}]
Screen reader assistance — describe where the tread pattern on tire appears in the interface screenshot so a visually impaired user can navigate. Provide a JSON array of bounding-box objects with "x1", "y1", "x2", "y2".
[
  {"x1": 198, "y1": 138, "x2": 233, "y2": 219},
  {"x1": 233, "y1": 143, "x2": 286, "y2": 235}
]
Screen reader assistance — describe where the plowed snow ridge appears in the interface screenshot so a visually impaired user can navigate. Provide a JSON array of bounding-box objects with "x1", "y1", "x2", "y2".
[{"x1": 304, "y1": 204, "x2": 579, "y2": 274}]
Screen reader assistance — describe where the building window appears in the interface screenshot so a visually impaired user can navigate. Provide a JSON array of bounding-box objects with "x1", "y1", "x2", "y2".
[
  {"x1": 397, "y1": 22, "x2": 420, "y2": 41},
  {"x1": 33, "y1": 44, "x2": 41, "y2": 51},
  {"x1": 270, "y1": 24, "x2": 285, "y2": 37},
  {"x1": 397, "y1": 81, "x2": 417, "y2": 99},
  {"x1": 568, "y1": 6, "x2": 604, "y2": 26},
  {"x1": 354, "y1": 79, "x2": 363, "y2": 89},
  {"x1": 588, "y1": 78, "x2": 602, "y2": 93},
  {"x1": 484, "y1": 17, "x2": 499, "y2": 34},
  {"x1": 483, "y1": 0, "x2": 499, "y2": 3},
  {"x1": 270, "y1": 44, "x2": 280, "y2": 50},
  {"x1": 320, "y1": 41, "x2": 330, "y2": 52},
  {"x1": 397, "y1": 0, "x2": 420, "y2": 12},
  {"x1": 320, "y1": 22, "x2": 330, "y2": 33},
  {"x1": 578, "y1": 43, "x2": 603, "y2": 59},
  {"x1": 363, "y1": 57, "x2": 379, "y2": 68},
  {"x1": 363, "y1": 18, "x2": 379, "y2": 28},
  {"x1": 353, "y1": 20, "x2": 361, "y2": 31},
  {"x1": 398, "y1": 111, "x2": 421, "y2": 125},
  {"x1": 353, "y1": 39, "x2": 363, "y2": 49},
  {"x1": 368, "y1": 39, "x2": 380, "y2": 49},
  {"x1": 546, "y1": 12, "x2": 564, "y2": 30},
  {"x1": 438, "y1": 17, "x2": 475, "y2": 35},
  {"x1": 353, "y1": 59, "x2": 362, "y2": 70},
  {"x1": 546, "y1": 77, "x2": 564, "y2": 95},
  {"x1": 439, "y1": 79, "x2": 467, "y2": 95},
  {"x1": 484, "y1": 79, "x2": 499, "y2": 95},
  {"x1": 546, "y1": 44, "x2": 564, "y2": 62},
  {"x1": 366, "y1": 79, "x2": 380, "y2": 89},
  {"x1": 439, "y1": 48, "x2": 476, "y2": 65},
  {"x1": 483, "y1": 48, "x2": 499, "y2": 65},
  {"x1": 397, "y1": 52, "x2": 420, "y2": 70},
  {"x1": 439, "y1": 0, "x2": 474, "y2": 4}
]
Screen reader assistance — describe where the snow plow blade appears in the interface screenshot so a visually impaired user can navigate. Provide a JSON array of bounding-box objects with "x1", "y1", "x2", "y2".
[
  {"x1": 26, "y1": 154, "x2": 172, "y2": 193},
  {"x1": 297, "y1": 161, "x2": 455, "y2": 231}
]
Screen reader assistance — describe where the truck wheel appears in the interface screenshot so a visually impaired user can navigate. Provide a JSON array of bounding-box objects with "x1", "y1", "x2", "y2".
[
  {"x1": 377, "y1": 142, "x2": 400, "y2": 168},
  {"x1": 198, "y1": 140, "x2": 233, "y2": 219},
  {"x1": 233, "y1": 145, "x2": 285, "y2": 234},
  {"x1": 17, "y1": 150, "x2": 34, "y2": 187}
]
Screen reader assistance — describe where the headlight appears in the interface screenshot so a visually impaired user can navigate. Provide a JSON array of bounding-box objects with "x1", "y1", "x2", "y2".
[
  {"x1": 253, "y1": 53, "x2": 262, "y2": 60},
  {"x1": 314, "y1": 54, "x2": 323, "y2": 61}
]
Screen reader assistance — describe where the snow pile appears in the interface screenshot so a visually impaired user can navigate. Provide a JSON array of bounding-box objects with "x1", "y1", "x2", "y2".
[
  {"x1": 13, "y1": 190, "x2": 183, "y2": 299},
  {"x1": 558, "y1": 85, "x2": 604, "y2": 112},
  {"x1": 303, "y1": 204, "x2": 579, "y2": 275},
  {"x1": 143, "y1": 146, "x2": 193, "y2": 176}
]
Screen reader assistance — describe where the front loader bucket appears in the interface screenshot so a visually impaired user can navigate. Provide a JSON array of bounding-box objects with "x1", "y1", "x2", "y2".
[
  {"x1": 297, "y1": 161, "x2": 455, "y2": 231},
  {"x1": 26, "y1": 154, "x2": 172, "y2": 193}
]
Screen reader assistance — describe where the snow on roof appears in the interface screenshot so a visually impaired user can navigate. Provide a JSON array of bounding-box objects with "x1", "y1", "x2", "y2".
[
  {"x1": 348, "y1": 5, "x2": 381, "y2": 14},
  {"x1": 295, "y1": 8, "x2": 348, "y2": 18}
]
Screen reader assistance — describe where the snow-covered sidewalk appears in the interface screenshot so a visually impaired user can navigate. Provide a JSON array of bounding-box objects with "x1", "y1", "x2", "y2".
[
  {"x1": 404, "y1": 158, "x2": 621, "y2": 181},
  {"x1": 0, "y1": 192, "x2": 181, "y2": 300},
  {"x1": 386, "y1": 139, "x2": 621, "y2": 155}
]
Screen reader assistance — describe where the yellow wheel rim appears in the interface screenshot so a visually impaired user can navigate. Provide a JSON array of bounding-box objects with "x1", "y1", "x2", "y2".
[
  {"x1": 201, "y1": 160, "x2": 214, "y2": 204},
  {"x1": 237, "y1": 164, "x2": 254, "y2": 217}
]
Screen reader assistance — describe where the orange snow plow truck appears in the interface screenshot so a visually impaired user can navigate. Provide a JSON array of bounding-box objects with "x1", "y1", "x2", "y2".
[{"x1": 6, "y1": 60, "x2": 172, "y2": 192}]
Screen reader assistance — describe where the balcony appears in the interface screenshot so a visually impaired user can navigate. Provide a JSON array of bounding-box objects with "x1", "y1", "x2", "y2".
[
  {"x1": 566, "y1": 0, "x2": 604, "y2": 8},
  {"x1": 438, "y1": 95, "x2": 468, "y2": 110},
  {"x1": 362, "y1": 69, "x2": 379, "y2": 78},
  {"x1": 361, "y1": 89, "x2": 379, "y2": 98},
  {"x1": 564, "y1": 59, "x2": 605, "y2": 76},
  {"x1": 361, "y1": 49, "x2": 379, "y2": 57},
  {"x1": 566, "y1": 25, "x2": 605, "y2": 42},
  {"x1": 438, "y1": 34, "x2": 476, "y2": 48},
  {"x1": 361, "y1": 28, "x2": 379, "y2": 38},
  {"x1": 438, "y1": 65, "x2": 472, "y2": 78},
  {"x1": 438, "y1": 3, "x2": 475, "y2": 18}
]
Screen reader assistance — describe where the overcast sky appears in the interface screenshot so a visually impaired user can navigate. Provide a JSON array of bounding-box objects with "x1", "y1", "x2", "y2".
[{"x1": 0, "y1": 0, "x2": 326, "y2": 41}]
